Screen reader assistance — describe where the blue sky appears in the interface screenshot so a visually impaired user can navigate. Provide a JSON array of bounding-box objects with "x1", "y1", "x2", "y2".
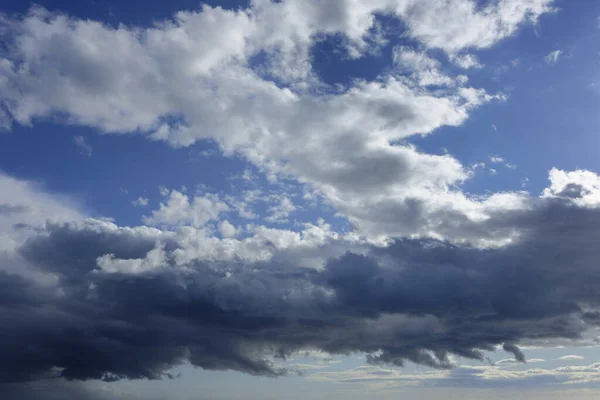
[{"x1": 2, "y1": 1, "x2": 600, "y2": 399}]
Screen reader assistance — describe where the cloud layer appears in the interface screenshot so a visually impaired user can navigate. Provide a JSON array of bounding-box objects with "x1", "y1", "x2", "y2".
[{"x1": 1, "y1": 168, "x2": 600, "y2": 383}]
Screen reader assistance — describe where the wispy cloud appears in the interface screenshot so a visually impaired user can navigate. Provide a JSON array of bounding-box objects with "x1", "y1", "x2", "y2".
[
  {"x1": 545, "y1": 50, "x2": 562, "y2": 64},
  {"x1": 132, "y1": 197, "x2": 149, "y2": 207},
  {"x1": 74, "y1": 136, "x2": 92, "y2": 157}
]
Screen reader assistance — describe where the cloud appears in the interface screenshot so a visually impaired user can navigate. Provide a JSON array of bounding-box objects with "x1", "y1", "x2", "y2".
[
  {"x1": 265, "y1": 195, "x2": 296, "y2": 223},
  {"x1": 0, "y1": 203, "x2": 29, "y2": 216},
  {"x1": 542, "y1": 168, "x2": 600, "y2": 207},
  {"x1": 218, "y1": 220, "x2": 240, "y2": 238},
  {"x1": 0, "y1": 2, "x2": 551, "y2": 242},
  {"x1": 393, "y1": 46, "x2": 460, "y2": 87},
  {"x1": 74, "y1": 136, "x2": 92, "y2": 157},
  {"x1": 502, "y1": 344, "x2": 526, "y2": 363},
  {"x1": 0, "y1": 0, "x2": 580, "y2": 392},
  {"x1": 545, "y1": 50, "x2": 562, "y2": 64},
  {"x1": 0, "y1": 172, "x2": 82, "y2": 254},
  {"x1": 450, "y1": 54, "x2": 483, "y2": 69},
  {"x1": 557, "y1": 355, "x2": 585, "y2": 361},
  {"x1": 132, "y1": 197, "x2": 149, "y2": 207},
  {"x1": 496, "y1": 358, "x2": 545, "y2": 365},
  {"x1": 142, "y1": 189, "x2": 229, "y2": 228},
  {"x1": 1, "y1": 167, "x2": 600, "y2": 385},
  {"x1": 309, "y1": 362, "x2": 600, "y2": 389}
]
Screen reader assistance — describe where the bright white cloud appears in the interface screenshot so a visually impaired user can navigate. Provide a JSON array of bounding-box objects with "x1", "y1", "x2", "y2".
[
  {"x1": 218, "y1": 220, "x2": 240, "y2": 238},
  {"x1": 0, "y1": 2, "x2": 554, "y2": 243},
  {"x1": 96, "y1": 242, "x2": 168, "y2": 274},
  {"x1": 143, "y1": 189, "x2": 229, "y2": 228},
  {"x1": 542, "y1": 168, "x2": 600, "y2": 207},
  {"x1": 557, "y1": 355, "x2": 585, "y2": 361},
  {"x1": 450, "y1": 53, "x2": 483, "y2": 69}
]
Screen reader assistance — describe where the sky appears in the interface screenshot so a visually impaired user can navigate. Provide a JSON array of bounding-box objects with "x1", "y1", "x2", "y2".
[{"x1": 2, "y1": 0, "x2": 600, "y2": 399}]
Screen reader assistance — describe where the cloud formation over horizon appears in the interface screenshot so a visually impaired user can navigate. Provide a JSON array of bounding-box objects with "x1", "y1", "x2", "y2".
[
  {"x1": 4, "y1": 1, "x2": 600, "y2": 397},
  {"x1": 1, "y1": 166, "x2": 600, "y2": 384}
]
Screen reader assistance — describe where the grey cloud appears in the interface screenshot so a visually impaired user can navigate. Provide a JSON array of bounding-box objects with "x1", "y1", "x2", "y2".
[
  {"x1": 0, "y1": 203, "x2": 29, "y2": 215},
  {"x1": 1, "y1": 195, "x2": 600, "y2": 386},
  {"x1": 502, "y1": 344, "x2": 525, "y2": 363}
]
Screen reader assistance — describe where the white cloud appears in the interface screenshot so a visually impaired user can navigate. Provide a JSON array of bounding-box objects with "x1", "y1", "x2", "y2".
[
  {"x1": 132, "y1": 197, "x2": 149, "y2": 207},
  {"x1": 74, "y1": 136, "x2": 92, "y2": 157},
  {"x1": 557, "y1": 355, "x2": 585, "y2": 361},
  {"x1": 393, "y1": 46, "x2": 457, "y2": 87},
  {"x1": 218, "y1": 220, "x2": 240, "y2": 238},
  {"x1": 143, "y1": 189, "x2": 229, "y2": 228},
  {"x1": 545, "y1": 49, "x2": 562, "y2": 64},
  {"x1": 450, "y1": 53, "x2": 483, "y2": 69},
  {"x1": 496, "y1": 358, "x2": 545, "y2": 365},
  {"x1": 96, "y1": 242, "x2": 168, "y2": 274},
  {"x1": 158, "y1": 186, "x2": 170, "y2": 197},
  {"x1": 490, "y1": 156, "x2": 505, "y2": 163},
  {"x1": 0, "y1": 1, "x2": 555, "y2": 244},
  {"x1": 542, "y1": 168, "x2": 600, "y2": 207},
  {"x1": 265, "y1": 195, "x2": 296, "y2": 223}
]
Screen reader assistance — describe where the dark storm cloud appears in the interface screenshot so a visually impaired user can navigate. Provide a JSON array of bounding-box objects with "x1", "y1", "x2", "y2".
[{"x1": 1, "y1": 197, "x2": 600, "y2": 386}]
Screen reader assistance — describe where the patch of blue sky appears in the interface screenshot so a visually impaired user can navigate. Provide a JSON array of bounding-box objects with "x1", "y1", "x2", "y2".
[
  {"x1": 408, "y1": 0, "x2": 600, "y2": 197},
  {"x1": 0, "y1": 123, "x2": 234, "y2": 225},
  {"x1": 0, "y1": 119, "x2": 350, "y2": 232},
  {"x1": 309, "y1": 14, "x2": 417, "y2": 89}
]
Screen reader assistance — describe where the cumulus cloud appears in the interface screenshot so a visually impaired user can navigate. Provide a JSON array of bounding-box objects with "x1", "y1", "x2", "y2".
[
  {"x1": 142, "y1": 190, "x2": 229, "y2": 228},
  {"x1": 0, "y1": 0, "x2": 585, "y2": 394},
  {"x1": 542, "y1": 168, "x2": 600, "y2": 207},
  {"x1": 218, "y1": 220, "x2": 240, "y2": 238},
  {"x1": 0, "y1": 2, "x2": 552, "y2": 241},
  {"x1": 0, "y1": 168, "x2": 600, "y2": 385}
]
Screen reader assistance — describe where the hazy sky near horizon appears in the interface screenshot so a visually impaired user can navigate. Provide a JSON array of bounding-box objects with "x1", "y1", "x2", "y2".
[{"x1": 2, "y1": 0, "x2": 600, "y2": 399}]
